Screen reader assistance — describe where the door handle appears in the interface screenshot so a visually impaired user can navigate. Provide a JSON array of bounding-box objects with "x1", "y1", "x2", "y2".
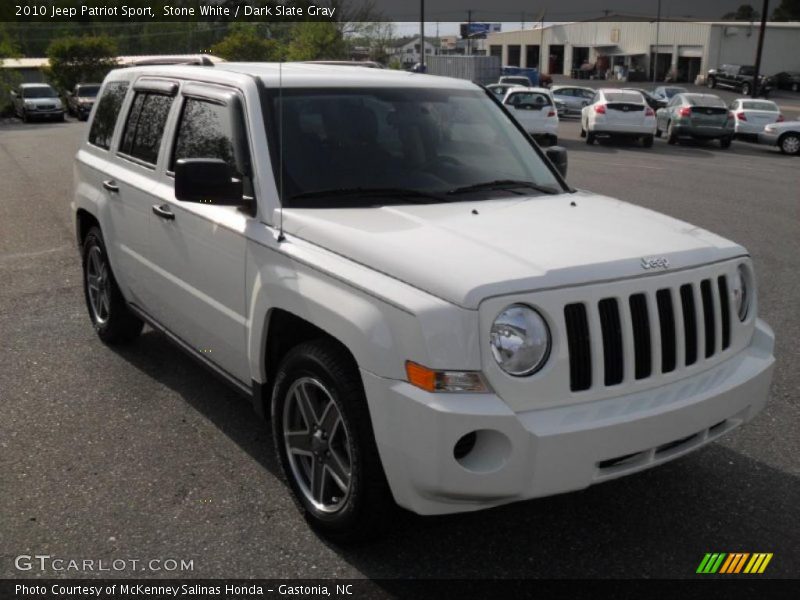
[
  {"x1": 102, "y1": 179, "x2": 119, "y2": 193},
  {"x1": 152, "y1": 204, "x2": 175, "y2": 221}
]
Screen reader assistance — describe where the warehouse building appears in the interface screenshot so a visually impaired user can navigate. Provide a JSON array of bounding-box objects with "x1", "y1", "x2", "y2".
[{"x1": 486, "y1": 19, "x2": 800, "y2": 83}]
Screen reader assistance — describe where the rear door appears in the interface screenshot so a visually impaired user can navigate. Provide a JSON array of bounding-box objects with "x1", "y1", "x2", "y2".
[
  {"x1": 504, "y1": 90, "x2": 553, "y2": 132},
  {"x1": 145, "y1": 83, "x2": 253, "y2": 384},
  {"x1": 602, "y1": 91, "x2": 647, "y2": 126},
  {"x1": 109, "y1": 79, "x2": 178, "y2": 305}
]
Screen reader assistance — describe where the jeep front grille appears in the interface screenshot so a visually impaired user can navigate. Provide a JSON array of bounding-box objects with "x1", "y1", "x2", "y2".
[{"x1": 565, "y1": 275, "x2": 732, "y2": 392}]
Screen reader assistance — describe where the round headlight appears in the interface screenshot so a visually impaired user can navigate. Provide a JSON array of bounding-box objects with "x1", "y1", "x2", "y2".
[
  {"x1": 731, "y1": 264, "x2": 750, "y2": 321},
  {"x1": 490, "y1": 304, "x2": 551, "y2": 376}
]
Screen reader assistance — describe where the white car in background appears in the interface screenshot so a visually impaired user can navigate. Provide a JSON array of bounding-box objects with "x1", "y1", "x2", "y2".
[
  {"x1": 503, "y1": 87, "x2": 559, "y2": 145},
  {"x1": 759, "y1": 120, "x2": 800, "y2": 155},
  {"x1": 729, "y1": 98, "x2": 784, "y2": 139},
  {"x1": 580, "y1": 89, "x2": 657, "y2": 147}
]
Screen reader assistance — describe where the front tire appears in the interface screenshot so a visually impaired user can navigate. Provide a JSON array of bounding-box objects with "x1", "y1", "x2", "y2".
[
  {"x1": 707, "y1": 77, "x2": 716, "y2": 89},
  {"x1": 272, "y1": 340, "x2": 395, "y2": 543},
  {"x1": 742, "y1": 82, "x2": 751, "y2": 96},
  {"x1": 82, "y1": 227, "x2": 143, "y2": 344},
  {"x1": 779, "y1": 133, "x2": 800, "y2": 155}
]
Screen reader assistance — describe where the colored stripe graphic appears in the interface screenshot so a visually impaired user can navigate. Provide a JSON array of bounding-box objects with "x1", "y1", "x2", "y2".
[{"x1": 698, "y1": 552, "x2": 773, "y2": 574}]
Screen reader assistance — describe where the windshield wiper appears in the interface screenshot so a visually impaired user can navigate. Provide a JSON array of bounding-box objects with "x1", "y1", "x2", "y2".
[
  {"x1": 288, "y1": 187, "x2": 447, "y2": 204},
  {"x1": 446, "y1": 180, "x2": 560, "y2": 196}
]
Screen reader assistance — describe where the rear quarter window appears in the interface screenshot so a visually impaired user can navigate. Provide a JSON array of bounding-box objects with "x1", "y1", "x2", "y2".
[{"x1": 88, "y1": 82, "x2": 129, "y2": 150}]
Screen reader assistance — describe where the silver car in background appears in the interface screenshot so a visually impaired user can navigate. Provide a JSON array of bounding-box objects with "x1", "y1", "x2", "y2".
[
  {"x1": 551, "y1": 85, "x2": 595, "y2": 117},
  {"x1": 759, "y1": 121, "x2": 800, "y2": 155}
]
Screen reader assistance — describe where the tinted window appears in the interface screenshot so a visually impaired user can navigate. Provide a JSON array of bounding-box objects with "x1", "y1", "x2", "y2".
[
  {"x1": 686, "y1": 94, "x2": 726, "y2": 107},
  {"x1": 605, "y1": 92, "x2": 643, "y2": 103},
  {"x1": 172, "y1": 99, "x2": 237, "y2": 170},
  {"x1": 506, "y1": 92, "x2": 552, "y2": 107},
  {"x1": 88, "y1": 82, "x2": 129, "y2": 150},
  {"x1": 741, "y1": 101, "x2": 778, "y2": 111},
  {"x1": 740, "y1": 66, "x2": 754, "y2": 76},
  {"x1": 120, "y1": 92, "x2": 174, "y2": 165}
]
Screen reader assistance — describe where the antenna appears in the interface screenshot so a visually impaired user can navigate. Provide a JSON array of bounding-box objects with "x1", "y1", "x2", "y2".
[{"x1": 277, "y1": 60, "x2": 285, "y2": 243}]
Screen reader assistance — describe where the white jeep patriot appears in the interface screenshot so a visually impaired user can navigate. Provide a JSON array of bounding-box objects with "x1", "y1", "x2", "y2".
[{"x1": 73, "y1": 63, "x2": 775, "y2": 541}]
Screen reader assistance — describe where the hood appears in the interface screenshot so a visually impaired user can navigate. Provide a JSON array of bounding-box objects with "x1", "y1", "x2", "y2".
[
  {"x1": 25, "y1": 97, "x2": 61, "y2": 106},
  {"x1": 281, "y1": 191, "x2": 745, "y2": 309}
]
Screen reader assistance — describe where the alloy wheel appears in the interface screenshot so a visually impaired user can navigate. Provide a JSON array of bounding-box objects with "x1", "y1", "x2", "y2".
[
  {"x1": 283, "y1": 377, "x2": 353, "y2": 513},
  {"x1": 86, "y1": 245, "x2": 111, "y2": 324},
  {"x1": 782, "y1": 135, "x2": 800, "y2": 155}
]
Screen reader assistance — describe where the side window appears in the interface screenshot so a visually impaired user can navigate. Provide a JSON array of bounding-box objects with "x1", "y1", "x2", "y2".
[
  {"x1": 172, "y1": 99, "x2": 236, "y2": 170},
  {"x1": 88, "y1": 82, "x2": 129, "y2": 150},
  {"x1": 119, "y1": 92, "x2": 174, "y2": 166},
  {"x1": 171, "y1": 96, "x2": 252, "y2": 196}
]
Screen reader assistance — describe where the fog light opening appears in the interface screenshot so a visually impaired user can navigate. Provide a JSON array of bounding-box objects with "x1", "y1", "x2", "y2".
[
  {"x1": 454, "y1": 429, "x2": 512, "y2": 473},
  {"x1": 453, "y1": 431, "x2": 477, "y2": 460}
]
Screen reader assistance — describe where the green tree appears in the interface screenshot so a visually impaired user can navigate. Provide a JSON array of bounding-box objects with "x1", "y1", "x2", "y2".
[
  {"x1": 211, "y1": 24, "x2": 284, "y2": 61},
  {"x1": 722, "y1": 4, "x2": 760, "y2": 19},
  {"x1": 772, "y1": 0, "x2": 800, "y2": 19},
  {"x1": 45, "y1": 36, "x2": 118, "y2": 93},
  {"x1": 286, "y1": 22, "x2": 347, "y2": 61},
  {"x1": 0, "y1": 26, "x2": 21, "y2": 115}
]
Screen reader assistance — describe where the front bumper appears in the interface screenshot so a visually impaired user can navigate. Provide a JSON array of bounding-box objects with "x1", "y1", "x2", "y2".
[
  {"x1": 363, "y1": 319, "x2": 774, "y2": 515},
  {"x1": 759, "y1": 130, "x2": 781, "y2": 146}
]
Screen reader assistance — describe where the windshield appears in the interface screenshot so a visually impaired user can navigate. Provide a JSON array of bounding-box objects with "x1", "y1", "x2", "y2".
[
  {"x1": 269, "y1": 87, "x2": 564, "y2": 207},
  {"x1": 22, "y1": 86, "x2": 57, "y2": 99},
  {"x1": 76, "y1": 85, "x2": 101, "y2": 98}
]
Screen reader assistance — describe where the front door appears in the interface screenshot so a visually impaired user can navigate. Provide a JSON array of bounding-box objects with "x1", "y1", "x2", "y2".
[{"x1": 145, "y1": 85, "x2": 253, "y2": 384}]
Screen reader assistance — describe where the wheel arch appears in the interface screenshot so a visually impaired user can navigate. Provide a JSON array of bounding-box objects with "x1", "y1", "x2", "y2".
[{"x1": 75, "y1": 208, "x2": 100, "y2": 253}]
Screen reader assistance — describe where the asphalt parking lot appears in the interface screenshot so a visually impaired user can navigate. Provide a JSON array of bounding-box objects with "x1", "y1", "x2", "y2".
[{"x1": 1, "y1": 109, "x2": 798, "y2": 580}]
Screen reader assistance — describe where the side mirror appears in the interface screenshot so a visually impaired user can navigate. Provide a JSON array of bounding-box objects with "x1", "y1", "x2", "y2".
[
  {"x1": 174, "y1": 158, "x2": 244, "y2": 205},
  {"x1": 545, "y1": 146, "x2": 568, "y2": 178},
  {"x1": 10, "y1": 91, "x2": 17, "y2": 98}
]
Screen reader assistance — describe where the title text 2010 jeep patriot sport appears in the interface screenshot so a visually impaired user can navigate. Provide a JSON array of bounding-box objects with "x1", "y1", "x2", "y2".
[{"x1": 73, "y1": 63, "x2": 775, "y2": 541}]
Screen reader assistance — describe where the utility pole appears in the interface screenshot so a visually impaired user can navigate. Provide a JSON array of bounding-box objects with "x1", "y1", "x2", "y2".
[
  {"x1": 752, "y1": 0, "x2": 769, "y2": 97},
  {"x1": 466, "y1": 10, "x2": 473, "y2": 56},
  {"x1": 420, "y1": 0, "x2": 425, "y2": 70},
  {"x1": 652, "y1": 0, "x2": 661, "y2": 87}
]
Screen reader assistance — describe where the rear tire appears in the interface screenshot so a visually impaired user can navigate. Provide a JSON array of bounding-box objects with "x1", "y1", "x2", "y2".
[
  {"x1": 779, "y1": 133, "x2": 800, "y2": 155},
  {"x1": 719, "y1": 136, "x2": 732, "y2": 149},
  {"x1": 792, "y1": 82, "x2": 798, "y2": 93},
  {"x1": 655, "y1": 128, "x2": 662, "y2": 138},
  {"x1": 707, "y1": 77, "x2": 716, "y2": 89},
  {"x1": 642, "y1": 135, "x2": 654, "y2": 148},
  {"x1": 82, "y1": 227, "x2": 143, "y2": 344},
  {"x1": 272, "y1": 340, "x2": 395, "y2": 543},
  {"x1": 666, "y1": 121, "x2": 678, "y2": 145},
  {"x1": 742, "y1": 82, "x2": 751, "y2": 96},
  {"x1": 579, "y1": 125, "x2": 587, "y2": 138},
  {"x1": 586, "y1": 131, "x2": 595, "y2": 145}
]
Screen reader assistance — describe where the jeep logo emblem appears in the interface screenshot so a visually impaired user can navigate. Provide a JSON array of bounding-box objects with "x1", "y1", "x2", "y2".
[{"x1": 641, "y1": 257, "x2": 670, "y2": 270}]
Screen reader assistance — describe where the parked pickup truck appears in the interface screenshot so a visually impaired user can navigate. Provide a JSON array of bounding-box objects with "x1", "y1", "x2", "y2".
[
  {"x1": 73, "y1": 63, "x2": 775, "y2": 541},
  {"x1": 706, "y1": 64, "x2": 773, "y2": 97}
]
